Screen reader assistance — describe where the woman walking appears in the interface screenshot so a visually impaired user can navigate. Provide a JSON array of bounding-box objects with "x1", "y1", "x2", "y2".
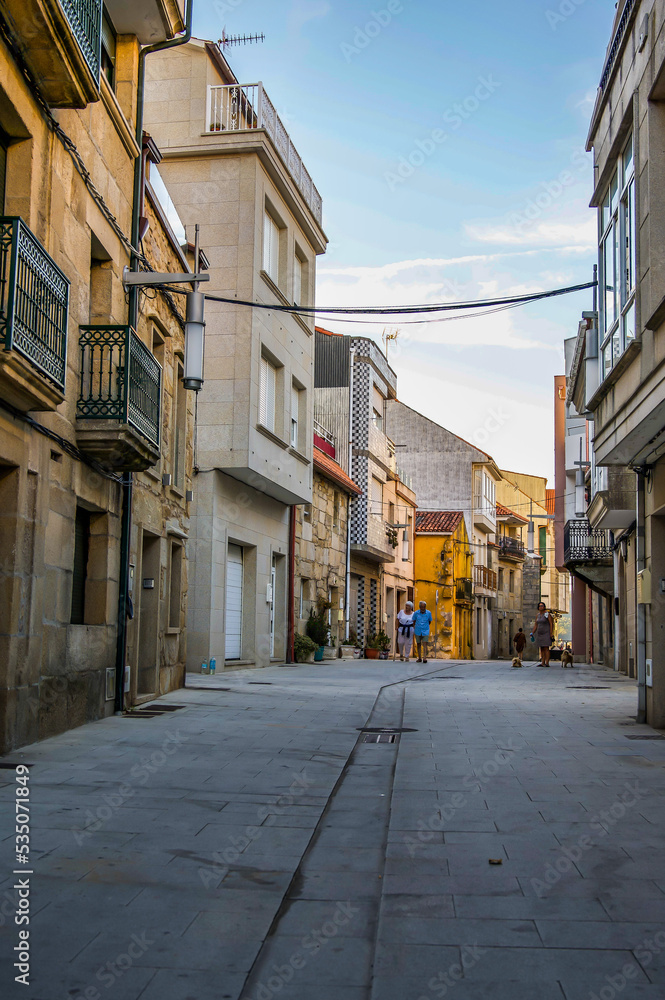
[
  {"x1": 395, "y1": 601, "x2": 415, "y2": 661},
  {"x1": 532, "y1": 602, "x2": 554, "y2": 667}
]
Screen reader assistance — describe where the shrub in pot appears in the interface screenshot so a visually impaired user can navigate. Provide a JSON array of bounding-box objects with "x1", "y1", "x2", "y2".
[{"x1": 294, "y1": 632, "x2": 318, "y2": 664}]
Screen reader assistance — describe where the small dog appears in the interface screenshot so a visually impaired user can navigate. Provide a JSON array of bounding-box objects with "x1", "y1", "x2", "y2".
[
  {"x1": 511, "y1": 657, "x2": 523, "y2": 669},
  {"x1": 561, "y1": 650, "x2": 574, "y2": 668}
]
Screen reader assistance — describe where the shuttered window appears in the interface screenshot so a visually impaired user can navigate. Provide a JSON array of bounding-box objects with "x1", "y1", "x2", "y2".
[
  {"x1": 262, "y1": 211, "x2": 280, "y2": 285},
  {"x1": 293, "y1": 254, "x2": 303, "y2": 305},
  {"x1": 71, "y1": 508, "x2": 91, "y2": 624},
  {"x1": 259, "y1": 355, "x2": 277, "y2": 433},
  {"x1": 371, "y1": 477, "x2": 383, "y2": 517}
]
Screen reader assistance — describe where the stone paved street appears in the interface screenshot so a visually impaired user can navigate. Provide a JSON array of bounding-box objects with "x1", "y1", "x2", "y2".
[{"x1": 2, "y1": 659, "x2": 665, "y2": 1000}]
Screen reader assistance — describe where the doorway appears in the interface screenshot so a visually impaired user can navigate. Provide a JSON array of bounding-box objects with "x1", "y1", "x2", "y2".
[
  {"x1": 225, "y1": 544, "x2": 243, "y2": 660},
  {"x1": 137, "y1": 532, "x2": 160, "y2": 696}
]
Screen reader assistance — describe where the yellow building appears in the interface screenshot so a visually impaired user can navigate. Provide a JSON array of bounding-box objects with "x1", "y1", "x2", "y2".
[{"x1": 414, "y1": 511, "x2": 473, "y2": 660}]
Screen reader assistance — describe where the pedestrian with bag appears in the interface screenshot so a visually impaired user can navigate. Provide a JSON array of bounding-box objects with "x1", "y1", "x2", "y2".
[
  {"x1": 413, "y1": 600, "x2": 433, "y2": 663},
  {"x1": 395, "y1": 601, "x2": 415, "y2": 661},
  {"x1": 531, "y1": 602, "x2": 554, "y2": 667}
]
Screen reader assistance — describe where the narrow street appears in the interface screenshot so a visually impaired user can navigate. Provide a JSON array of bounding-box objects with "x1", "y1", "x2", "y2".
[{"x1": 1, "y1": 660, "x2": 664, "y2": 999}]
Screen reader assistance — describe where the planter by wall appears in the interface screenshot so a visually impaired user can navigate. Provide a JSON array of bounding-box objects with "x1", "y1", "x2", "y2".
[
  {"x1": 379, "y1": 651, "x2": 389, "y2": 660},
  {"x1": 323, "y1": 646, "x2": 337, "y2": 660},
  {"x1": 314, "y1": 647, "x2": 324, "y2": 662},
  {"x1": 339, "y1": 645, "x2": 355, "y2": 658},
  {"x1": 364, "y1": 648, "x2": 379, "y2": 659}
]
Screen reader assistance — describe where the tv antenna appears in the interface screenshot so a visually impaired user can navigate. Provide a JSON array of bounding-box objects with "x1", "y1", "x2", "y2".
[
  {"x1": 219, "y1": 31, "x2": 265, "y2": 50},
  {"x1": 382, "y1": 327, "x2": 400, "y2": 362}
]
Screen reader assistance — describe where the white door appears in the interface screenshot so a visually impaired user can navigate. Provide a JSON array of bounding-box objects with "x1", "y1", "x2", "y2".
[
  {"x1": 269, "y1": 557, "x2": 276, "y2": 657},
  {"x1": 225, "y1": 545, "x2": 243, "y2": 660}
]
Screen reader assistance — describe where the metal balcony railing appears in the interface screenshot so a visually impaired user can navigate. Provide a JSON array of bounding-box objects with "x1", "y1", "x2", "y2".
[
  {"x1": 498, "y1": 536, "x2": 525, "y2": 559},
  {"x1": 0, "y1": 217, "x2": 69, "y2": 391},
  {"x1": 60, "y1": 0, "x2": 102, "y2": 81},
  {"x1": 206, "y1": 83, "x2": 323, "y2": 225},
  {"x1": 564, "y1": 518, "x2": 612, "y2": 564},
  {"x1": 456, "y1": 578, "x2": 473, "y2": 602},
  {"x1": 77, "y1": 326, "x2": 161, "y2": 447},
  {"x1": 474, "y1": 564, "x2": 498, "y2": 591},
  {"x1": 599, "y1": 0, "x2": 636, "y2": 92}
]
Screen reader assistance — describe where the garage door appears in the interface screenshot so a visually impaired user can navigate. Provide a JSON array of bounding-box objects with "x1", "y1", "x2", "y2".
[{"x1": 225, "y1": 545, "x2": 243, "y2": 660}]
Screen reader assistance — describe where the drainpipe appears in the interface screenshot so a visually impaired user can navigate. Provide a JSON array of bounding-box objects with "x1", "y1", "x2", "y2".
[
  {"x1": 636, "y1": 469, "x2": 647, "y2": 723},
  {"x1": 612, "y1": 534, "x2": 620, "y2": 673},
  {"x1": 287, "y1": 504, "x2": 296, "y2": 662},
  {"x1": 344, "y1": 347, "x2": 356, "y2": 642},
  {"x1": 114, "y1": 1, "x2": 194, "y2": 712}
]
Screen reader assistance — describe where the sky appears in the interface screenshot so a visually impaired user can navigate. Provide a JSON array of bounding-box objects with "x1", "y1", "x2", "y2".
[{"x1": 193, "y1": 0, "x2": 617, "y2": 484}]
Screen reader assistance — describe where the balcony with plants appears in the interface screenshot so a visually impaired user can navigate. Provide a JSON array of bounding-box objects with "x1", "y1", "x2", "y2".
[
  {"x1": 0, "y1": 217, "x2": 69, "y2": 411},
  {"x1": 76, "y1": 325, "x2": 161, "y2": 471}
]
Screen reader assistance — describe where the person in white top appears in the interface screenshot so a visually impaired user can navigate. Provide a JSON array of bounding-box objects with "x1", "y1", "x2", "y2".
[{"x1": 396, "y1": 602, "x2": 415, "y2": 661}]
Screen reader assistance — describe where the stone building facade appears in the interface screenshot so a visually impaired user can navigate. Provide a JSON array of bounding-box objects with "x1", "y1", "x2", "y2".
[
  {"x1": 144, "y1": 38, "x2": 327, "y2": 672},
  {"x1": 0, "y1": 0, "x2": 189, "y2": 752},
  {"x1": 294, "y1": 446, "x2": 361, "y2": 647}
]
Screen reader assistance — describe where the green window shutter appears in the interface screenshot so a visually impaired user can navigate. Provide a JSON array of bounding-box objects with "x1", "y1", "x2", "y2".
[{"x1": 539, "y1": 525, "x2": 547, "y2": 568}]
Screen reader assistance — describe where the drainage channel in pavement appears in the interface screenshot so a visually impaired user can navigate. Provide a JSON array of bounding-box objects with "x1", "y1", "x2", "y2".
[{"x1": 237, "y1": 661, "x2": 467, "y2": 1000}]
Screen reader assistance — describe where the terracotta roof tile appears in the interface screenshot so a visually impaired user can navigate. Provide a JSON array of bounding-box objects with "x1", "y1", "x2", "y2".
[
  {"x1": 546, "y1": 489, "x2": 556, "y2": 516},
  {"x1": 496, "y1": 502, "x2": 529, "y2": 524},
  {"x1": 415, "y1": 511, "x2": 464, "y2": 533},
  {"x1": 313, "y1": 447, "x2": 362, "y2": 495}
]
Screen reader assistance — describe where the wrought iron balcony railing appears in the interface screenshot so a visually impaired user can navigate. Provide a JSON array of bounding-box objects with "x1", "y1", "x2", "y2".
[
  {"x1": 60, "y1": 0, "x2": 102, "y2": 82},
  {"x1": 456, "y1": 578, "x2": 473, "y2": 602},
  {"x1": 205, "y1": 83, "x2": 323, "y2": 225},
  {"x1": 0, "y1": 217, "x2": 69, "y2": 391},
  {"x1": 498, "y1": 536, "x2": 526, "y2": 559},
  {"x1": 77, "y1": 326, "x2": 161, "y2": 447},
  {"x1": 564, "y1": 518, "x2": 612, "y2": 564},
  {"x1": 474, "y1": 564, "x2": 498, "y2": 591}
]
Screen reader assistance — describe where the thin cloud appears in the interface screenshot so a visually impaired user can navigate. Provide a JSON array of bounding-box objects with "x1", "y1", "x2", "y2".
[{"x1": 465, "y1": 217, "x2": 596, "y2": 248}]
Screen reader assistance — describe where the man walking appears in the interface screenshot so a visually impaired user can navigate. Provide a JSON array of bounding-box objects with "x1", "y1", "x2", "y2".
[{"x1": 413, "y1": 600, "x2": 433, "y2": 663}]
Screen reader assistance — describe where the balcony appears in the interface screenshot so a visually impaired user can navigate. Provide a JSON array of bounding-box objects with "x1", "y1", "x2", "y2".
[
  {"x1": 456, "y1": 578, "x2": 473, "y2": 603},
  {"x1": 498, "y1": 536, "x2": 525, "y2": 561},
  {"x1": 0, "y1": 217, "x2": 68, "y2": 411},
  {"x1": 4, "y1": 0, "x2": 102, "y2": 108},
  {"x1": 474, "y1": 564, "x2": 497, "y2": 592},
  {"x1": 205, "y1": 83, "x2": 323, "y2": 226},
  {"x1": 313, "y1": 419, "x2": 335, "y2": 459},
  {"x1": 564, "y1": 517, "x2": 613, "y2": 596},
  {"x1": 76, "y1": 326, "x2": 161, "y2": 471}
]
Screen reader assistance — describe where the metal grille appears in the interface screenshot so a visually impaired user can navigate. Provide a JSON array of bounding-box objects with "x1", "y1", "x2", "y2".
[
  {"x1": 599, "y1": 0, "x2": 636, "y2": 92},
  {"x1": 564, "y1": 519, "x2": 612, "y2": 563},
  {"x1": 0, "y1": 217, "x2": 68, "y2": 389},
  {"x1": 566, "y1": 686, "x2": 610, "y2": 690},
  {"x1": 77, "y1": 325, "x2": 160, "y2": 446},
  {"x1": 362, "y1": 732, "x2": 398, "y2": 744},
  {"x1": 59, "y1": 0, "x2": 102, "y2": 82}
]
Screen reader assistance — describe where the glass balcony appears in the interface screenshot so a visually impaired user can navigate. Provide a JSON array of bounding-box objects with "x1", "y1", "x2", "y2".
[
  {"x1": 76, "y1": 325, "x2": 161, "y2": 470},
  {"x1": 0, "y1": 217, "x2": 69, "y2": 409}
]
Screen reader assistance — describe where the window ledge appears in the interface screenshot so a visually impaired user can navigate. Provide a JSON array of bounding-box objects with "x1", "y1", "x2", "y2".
[
  {"x1": 100, "y1": 75, "x2": 141, "y2": 159},
  {"x1": 292, "y1": 310, "x2": 314, "y2": 337},
  {"x1": 169, "y1": 485, "x2": 185, "y2": 500},
  {"x1": 256, "y1": 423, "x2": 289, "y2": 449},
  {"x1": 288, "y1": 446, "x2": 310, "y2": 466},
  {"x1": 260, "y1": 270, "x2": 290, "y2": 306},
  {"x1": 587, "y1": 338, "x2": 641, "y2": 411},
  {"x1": 144, "y1": 467, "x2": 161, "y2": 483}
]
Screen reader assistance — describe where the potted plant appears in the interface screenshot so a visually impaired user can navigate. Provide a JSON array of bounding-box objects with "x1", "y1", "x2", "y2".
[
  {"x1": 376, "y1": 629, "x2": 391, "y2": 659},
  {"x1": 364, "y1": 632, "x2": 381, "y2": 659},
  {"x1": 294, "y1": 632, "x2": 318, "y2": 664},
  {"x1": 306, "y1": 607, "x2": 329, "y2": 661},
  {"x1": 323, "y1": 635, "x2": 338, "y2": 660}
]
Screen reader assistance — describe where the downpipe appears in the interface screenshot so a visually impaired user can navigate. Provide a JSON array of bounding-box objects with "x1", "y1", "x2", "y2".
[{"x1": 636, "y1": 469, "x2": 647, "y2": 724}]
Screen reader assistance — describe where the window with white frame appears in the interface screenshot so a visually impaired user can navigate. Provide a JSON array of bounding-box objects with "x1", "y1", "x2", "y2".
[
  {"x1": 599, "y1": 133, "x2": 635, "y2": 381},
  {"x1": 484, "y1": 474, "x2": 496, "y2": 516},
  {"x1": 263, "y1": 210, "x2": 280, "y2": 285},
  {"x1": 291, "y1": 383, "x2": 300, "y2": 448},
  {"x1": 370, "y1": 476, "x2": 383, "y2": 516},
  {"x1": 372, "y1": 385, "x2": 384, "y2": 432},
  {"x1": 259, "y1": 355, "x2": 277, "y2": 433}
]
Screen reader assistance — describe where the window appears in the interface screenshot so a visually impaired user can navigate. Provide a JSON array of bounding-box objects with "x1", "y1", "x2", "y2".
[
  {"x1": 71, "y1": 507, "x2": 91, "y2": 624},
  {"x1": 371, "y1": 477, "x2": 383, "y2": 517},
  {"x1": 168, "y1": 540, "x2": 183, "y2": 629},
  {"x1": 473, "y1": 471, "x2": 482, "y2": 511},
  {"x1": 0, "y1": 128, "x2": 8, "y2": 213},
  {"x1": 498, "y1": 568, "x2": 504, "y2": 592},
  {"x1": 539, "y1": 525, "x2": 547, "y2": 567},
  {"x1": 291, "y1": 384, "x2": 301, "y2": 449},
  {"x1": 333, "y1": 492, "x2": 340, "y2": 529},
  {"x1": 263, "y1": 210, "x2": 280, "y2": 285},
  {"x1": 402, "y1": 515, "x2": 411, "y2": 562},
  {"x1": 293, "y1": 253, "x2": 303, "y2": 306},
  {"x1": 599, "y1": 134, "x2": 635, "y2": 381},
  {"x1": 372, "y1": 386, "x2": 385, "y2": 432},
  {"x1": 299, "y1": 579, "x2": 310, "y2": 620},
  {"x1": 509, "y1": 570, "x2": 515, "y2": 593},
  {"x1": 101, "y1": 6, "x2": 117, "y2": 89},
  {"x1": 259, "y1": 356, "x2": 277, "y2": 433},
  {"x1": 172, "y1": 359, "x2": 186, "y2": 489}
]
